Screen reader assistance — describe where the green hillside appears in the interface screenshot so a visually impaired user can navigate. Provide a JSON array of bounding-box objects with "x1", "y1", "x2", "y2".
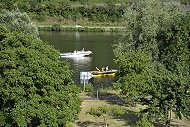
[{"x1": 0, "y1": 0, "x2": 189, "y2": 25}]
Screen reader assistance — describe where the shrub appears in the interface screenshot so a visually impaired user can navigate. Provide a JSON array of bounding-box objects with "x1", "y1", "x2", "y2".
[
  {"x1": 52, "y1": 23, "x2": 61, "y2": 31},
  {"x1": 136, "y1": 116, "x2": 155, "y2": 127},
  {"x1": 85, "y1": 83, "x2": 94, "y2": 92}
]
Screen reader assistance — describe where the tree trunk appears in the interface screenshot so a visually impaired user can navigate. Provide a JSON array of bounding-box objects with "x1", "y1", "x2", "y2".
[
  {"x1": 166, "y1": 110, "x2": 172, "y2": 127},
  {"x1": 103, "y1": 116, "x2": 107, "y2": 127}
]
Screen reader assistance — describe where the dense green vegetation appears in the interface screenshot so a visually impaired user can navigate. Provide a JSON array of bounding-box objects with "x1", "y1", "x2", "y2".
[
  {"x1": 0, "y1": 9, "x2": 38, "y2": 37},
  {"x1": 0, "y1": 0, "x2": 189, "y2": 25},
  {"x1": 176, "y1": 0, "x2": 190, "y2": 4},
  {"x1": 114, "y1": 0, "x2": 190, "y2": 126},
  {"x1": 0, "y1": 0, "x2": 128, "y2": 23},
  {"x1": 0, "y1": 0, "x2": 190, "y2": 126},
  {"x1": 0, "y1": 10, "x2": 82, "y2": 126}
]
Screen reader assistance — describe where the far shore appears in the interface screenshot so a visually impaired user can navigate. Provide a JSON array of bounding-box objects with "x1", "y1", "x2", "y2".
[{"x1": 37, "y1": 24, "x2": 125, "y2": 32}]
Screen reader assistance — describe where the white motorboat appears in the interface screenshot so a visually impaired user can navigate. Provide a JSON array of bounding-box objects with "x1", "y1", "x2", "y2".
[{"x1": 60, "y1": 48, "x2": 92, "y2": 58}]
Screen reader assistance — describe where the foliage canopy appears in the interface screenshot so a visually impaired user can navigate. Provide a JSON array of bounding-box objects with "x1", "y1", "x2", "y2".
[
  {"x1": 0, "y1": 11, "x2": 82, "y2": 127},
  {"x1": 0, "y1": 9, "x2": 39, "y2": 37},
  {"x1": 114, "y1": 0, "x2": 190, "y2": 125}
]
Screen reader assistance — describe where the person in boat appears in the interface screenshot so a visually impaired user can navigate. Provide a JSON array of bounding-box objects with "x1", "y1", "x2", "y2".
[
  {"x1": 101, "y1": 67, "x2": 105, "y2": 71},
  {"x1": 96, "y1": 67, "x2": 100, "y2": 71},
  {"x1": 106, "y1": 66, "x2": 109, "y2": 71}
]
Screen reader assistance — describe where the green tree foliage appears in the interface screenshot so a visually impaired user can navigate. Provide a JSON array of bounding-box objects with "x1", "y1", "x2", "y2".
[
  {"x1": 114, "y1": 0, "x2": 190, "y2": 125},
  {"x1": 0, "y1": 26, "x2": 82, "y2": 127},
  {"x1": 114, "y1": 50, "x2": 153, "y2": 104},
  {"x1": 16, "y1": 0, "x2": 126, "y2": 22},
  {"x1": 176, "y1": 0, "x2": 190, "y2": 4},
  {"x1": 0, "y1": 10, "x2": 39, "y2": 37},
  {"x1": 0, "y1": 0, "x2": 19, "y2": 10},
  {"x1": 148, "y1": 12, "x2": 190, "y2": 124},
  {"x1": 114, "y1": 0, "x2": 180, "y2": 58}
]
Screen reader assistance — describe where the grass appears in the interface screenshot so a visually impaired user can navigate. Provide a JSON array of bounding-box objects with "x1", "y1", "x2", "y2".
[
  {"x1": 76, "y1": 92, "x2": 145, "y2": 127},
  {"x1": 75, "y1": 100, "x2": 139, "y2": 127},
  {"x1": 76, "y1": 92, "x2": 190, "y2": 127}
]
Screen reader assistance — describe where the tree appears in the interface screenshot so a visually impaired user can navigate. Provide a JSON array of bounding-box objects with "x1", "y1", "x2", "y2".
[
  {"x1": 0, "y1": 0, "x2": 19, "y2": 10},
  {"x1": 0, "y1": 22, "x2": 81, "y2": 127},
  {"x1": 114, "y1": 0, "x2": 190, "y2": 125},
  {"x1": 114, "y1": 0, "x2": 181, "y2": 59},
  {"x1": 177, "y1": 0, "x2": 190, "y2": 4},
  {"x1": 113, "y1": 50, "x2": 153, "y2": 105},
  {"x1": 0, "y1": 9, "x2": 39, "y2": 37}
]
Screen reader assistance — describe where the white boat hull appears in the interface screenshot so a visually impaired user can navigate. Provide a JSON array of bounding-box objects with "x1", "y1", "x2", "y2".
[{"x1": 60, "y1": 50, "x2": 92, "y2": 58}]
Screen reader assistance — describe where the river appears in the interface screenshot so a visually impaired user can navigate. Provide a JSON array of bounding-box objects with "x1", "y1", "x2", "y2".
[{"x1": 39, "y1": 31, "x2": 118, "y2": 84}]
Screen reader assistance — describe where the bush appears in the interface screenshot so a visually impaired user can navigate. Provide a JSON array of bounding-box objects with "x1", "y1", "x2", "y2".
[
  {"x1": 35, "y1": 12, "x2": 47, "y2": 21},
  {"x1": 85, "y1": 83, "x2": 94, "y2": 92},
  {"x1": 136, "y1": 116, "x2": 155, "y2": 127},
  {"x1": 51, "y1": 23, "x2": 61, "y2": 31}
]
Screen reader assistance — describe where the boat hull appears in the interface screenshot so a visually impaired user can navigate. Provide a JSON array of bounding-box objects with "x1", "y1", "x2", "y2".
[
  {"x1": 91, "y1": 70, "x2": 117, "y2": 77},
  {"x1": 60, "y1": 50, "x2": 92, "y2": 58}
]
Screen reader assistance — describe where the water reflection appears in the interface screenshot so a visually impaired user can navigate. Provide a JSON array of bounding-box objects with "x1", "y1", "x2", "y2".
[
  {"x1": 61, "y1": 57, "x2": 92, "y2": 84},
  {"x1": 72, "y1": 57, "x2": 92, "y2": 72},
  {"x1": 75, "y1": 31, "x2": 80, "y2": 40}
]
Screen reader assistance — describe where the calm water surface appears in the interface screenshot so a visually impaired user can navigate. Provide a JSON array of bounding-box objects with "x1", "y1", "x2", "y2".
[{"x1": 39, "y1": 31, "x2": 118, "y2": 84}]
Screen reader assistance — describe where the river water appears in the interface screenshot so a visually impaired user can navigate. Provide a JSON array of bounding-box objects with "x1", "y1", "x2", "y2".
[{"x1": 39, "y1": 31, "x2": 118, "y2": 84}]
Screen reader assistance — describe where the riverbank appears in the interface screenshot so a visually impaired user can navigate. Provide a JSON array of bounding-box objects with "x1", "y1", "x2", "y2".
[
  {"x1": 32, "y1": 17, "x2": 126, "y2": 32},
  {"x1": 37, "y1": 24, "x2": 125, "y2": 32}
]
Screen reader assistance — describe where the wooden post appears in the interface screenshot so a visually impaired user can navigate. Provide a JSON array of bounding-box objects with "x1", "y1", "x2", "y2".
[
  {"x1": 97, "y1": 90, "x2": 99, "y2": 100},
  {"x1": 83, "y1": 75, "x2": 85, "y2": 92}
]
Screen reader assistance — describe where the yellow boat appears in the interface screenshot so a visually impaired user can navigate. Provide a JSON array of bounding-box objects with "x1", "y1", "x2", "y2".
[{"x1": 91, "y1": 69, "x2": 117, "y2": 77}]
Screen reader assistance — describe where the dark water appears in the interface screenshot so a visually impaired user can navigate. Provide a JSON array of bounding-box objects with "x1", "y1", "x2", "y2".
[{"x1": 39, "y1": 31, "x2": 118, "y2": 84}]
